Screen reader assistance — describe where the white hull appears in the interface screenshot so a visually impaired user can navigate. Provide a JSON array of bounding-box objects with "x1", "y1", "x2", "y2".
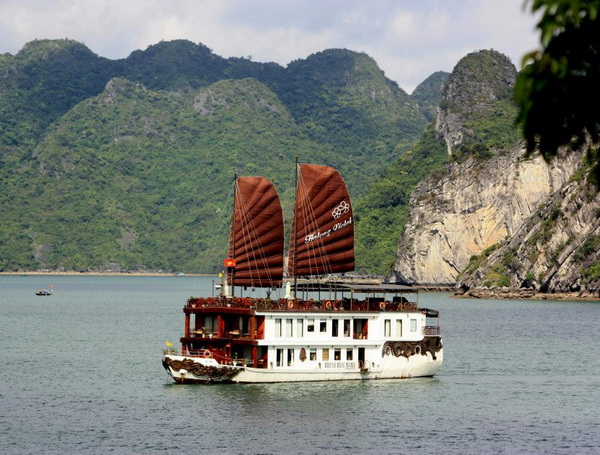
[
  {"x1": 165, "y1": 283, "x2": 444, "y2": 385},
  {"x1": 163, "y1": 345, "x2": 443, "y2": 384}
]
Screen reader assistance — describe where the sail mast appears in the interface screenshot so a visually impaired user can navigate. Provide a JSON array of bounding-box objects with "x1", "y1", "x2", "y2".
[
  {"x1": 227, "y1": 174, "x2": 238, "y2": 297},
  {"x1": 293, "y1": 157, "x2": 299, "y2": 300}
]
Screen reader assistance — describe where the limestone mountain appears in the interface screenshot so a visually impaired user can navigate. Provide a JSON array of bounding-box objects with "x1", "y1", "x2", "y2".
[
  {"x1": 410, "y1": 71, "x2": 450, "y2": 122},
  {"x1": 390, "y1": 49, "x2": 600, "y2": 296},
  {"x1": 353, "y1": 71, "x2": 451, "y2": 275},
  {"x1": 434, "y1": 49, "x2": 520, "y2": 156},
  {"x1": 12, "y1": 77, "x2": 322, "y2": 272},
  {"x1": 391, "y1": 146, "x2": 581, "y2": 285},
  {"x1": 354, "y1": 127, "x2": 448, "y2": 275},
  {"x1": 274, "y1": 49, "x2": 428, "y2": 194},
  {"x1": 0, "y1": 39, "x2": 118, "y2": 146},
  {"x1": 457, "y1": 153, "x2": 600, "y2": 296},
  {"x1": 0, "y1": 39, "x2": 430, "y2": 273},
  {"x1": 120, "y1": 40, "x2": 285, "y2": 92}
]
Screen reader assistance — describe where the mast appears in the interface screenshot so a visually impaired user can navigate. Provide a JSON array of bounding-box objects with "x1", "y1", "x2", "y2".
[
  {"x1": 293, "y1": 157, "x2": 299, "y2": 300},
  {"x1": 227, "y1": 174, "x2": 237, "y2": 298}
]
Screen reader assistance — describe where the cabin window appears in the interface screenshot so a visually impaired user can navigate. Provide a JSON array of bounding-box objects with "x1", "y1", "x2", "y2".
[
  {"x1": 426, "y1": 315, "x2": 438, "y2": 327},
  {"x1": 319, "y1": 319, "x2": 327, "y2": 333},
  {"x1": 309, "y1": 348, "x2": 317, "y2": 361},
  {"x1": 307, "y1": 319, "x2": 315, "y2": 332},
  {"x1": 287, "y1": 349, "x2": 294, "y2": 366},
  {"x1": 205, "y1": 316, "x2": 216, "y2": 334},
  {"x1": 354, "y1": 319, "x2": 368, "y2": 339},
  {"x1": 275, "y1": 319, "x2": 282, "y2": 338},
  {"x1": 276, "y1": 348, "x2": 284, "y2": 367},
  {"x1": 285, "y1": 319, "x2": 293, "y2": 337},
  {"x1": 334, "y1": 348, "x2": 341, "y2": 360},
  {"x1": 410, "y1": 319, "x2": 417, "y2": 332},
  {"x1": 343, "y1": 320, "x2": 351, "y2": 337},
  {"x1": 332, "y1": 319, "x2": 339, "y2": 337},
  {"x1": 346, "y1": 348, "x2": 353, "y2": 360},
  {"x1": 296, "y1": 320, "x2": 304, "y2": 337},
  {"x1": 322, "y1": 348, "x2": 330, "y2": 361},
  {"x1": 396, "y1": 320, "x2": 403, "y2": 337},
  {"x1": 384, "y1": 319, "x2": 391, "y2": 337}
]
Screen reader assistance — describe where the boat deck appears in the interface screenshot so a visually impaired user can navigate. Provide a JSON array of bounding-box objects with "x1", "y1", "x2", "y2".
[{"x1": 186, "y1": 296, "x2": 419, "y2": 312}]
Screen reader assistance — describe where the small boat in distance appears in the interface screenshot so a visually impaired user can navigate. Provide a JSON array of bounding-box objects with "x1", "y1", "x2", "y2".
[
  {"x1": 35, "y1": 285, "x2": 54, "y2": 296},
  {"x1": 162, "y1": 163, "x2": 443, "y2": 384}
]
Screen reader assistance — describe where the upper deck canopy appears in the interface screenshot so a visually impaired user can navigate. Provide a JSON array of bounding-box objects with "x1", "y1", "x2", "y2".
[{"x1": 291, "y1": 281, "x2": 418, "y2": 294}]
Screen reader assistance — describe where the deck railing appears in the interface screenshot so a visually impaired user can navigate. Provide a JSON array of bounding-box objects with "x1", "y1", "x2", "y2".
[
  {"x1": 186, "y1": 297, "x2": 417, "y2": 312},
  {"x1": 424, "y1": 326, "x2": 441, "y2": 336}
]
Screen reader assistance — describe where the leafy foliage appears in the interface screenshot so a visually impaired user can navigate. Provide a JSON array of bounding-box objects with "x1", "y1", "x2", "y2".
[{"x1": 515, "y1": 0, "x2": 600, "y2": 158}]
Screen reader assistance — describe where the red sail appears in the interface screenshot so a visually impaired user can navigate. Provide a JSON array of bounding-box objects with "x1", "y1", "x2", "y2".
[
  {"x1": 228, "y1": 177, "x2": 284, "y2": 287},
  {"x1": 289, "y1": 164, "x2": 355, "y2": 277}
]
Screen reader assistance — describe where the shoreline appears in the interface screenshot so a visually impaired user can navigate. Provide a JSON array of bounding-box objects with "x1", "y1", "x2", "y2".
[
  {"x1": 455, "y1": 288, "x2": 600, "y2": 302},
  {"x1": 4, "y1": 273, "x2": 599, "y2": 301},
  {"x1": 0, "y1": 271, "x2": 214, "y2": 277}
]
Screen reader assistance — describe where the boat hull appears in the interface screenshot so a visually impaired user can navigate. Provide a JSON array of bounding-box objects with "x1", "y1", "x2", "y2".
[{"x1": 163, "y1": 345, "x2": 443, "y2": 384}]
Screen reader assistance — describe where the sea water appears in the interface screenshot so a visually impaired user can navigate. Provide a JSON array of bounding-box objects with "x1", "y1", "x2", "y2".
[{"x1": 1, "y1": 275, "x2": 599, "y2": 454}]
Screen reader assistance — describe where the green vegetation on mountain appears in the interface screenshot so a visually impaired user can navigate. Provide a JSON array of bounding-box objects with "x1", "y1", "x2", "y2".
[
  {"x1": 410, "y1": 71, "x2": 450, "y2": 122},
  {"x1": 355, "y1": 128, "x2": 448, "y2": 274},
  {"x1": 2, "y1": 77, "x2": 327, "y2": 272},
  {"x1": 0, "y1": 39, "x2": 435, "y2": 274},
  {"x1": 356, "y1": 50, "x2": 521, "y2": 277},
  {"x1": 120, "y1": 40, "x2": 286, "y2": 92},
  {"x1": 440, "y1": 49, "x2": 521, "y2": 159},
  {"x1": 275, "y1": 49, "x2": 428, "y2": 195},
  {"x1": 0, "y1": 39, "x2": 117, "y2": 147}
]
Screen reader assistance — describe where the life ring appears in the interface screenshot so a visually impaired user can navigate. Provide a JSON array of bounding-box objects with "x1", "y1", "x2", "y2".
[
  {"x1": 379, "y1": 301, "x2": 386, "y2": 311},
  {"x1": 287, "y1": 300, "x2": 294, "y2": 309},
  {"x1": 325, "y1": 301, "x2": 332, "y2": 310},
  {"x1": 199, "y1": 349, "x2": 212, "y2": 358}
]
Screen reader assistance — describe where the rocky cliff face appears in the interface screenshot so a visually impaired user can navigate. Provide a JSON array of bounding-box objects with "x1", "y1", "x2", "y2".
[
  {"x1": 390, "y1": 49, "x2": 600, "y2": 294},
  {"x1": 457, "y1": 161, "x2": 600, "y2": 296},
  {"x1": 391, "y1": 147, "x2": 582, "y2": 285},
  {"x1": 434, "y1": 50, "x2": 517, "y2": 156}
]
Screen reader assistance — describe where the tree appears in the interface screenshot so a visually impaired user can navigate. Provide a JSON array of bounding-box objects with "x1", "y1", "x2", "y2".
[{"x1": 515, "y1": 0, "x2": 600, "y2": 160}]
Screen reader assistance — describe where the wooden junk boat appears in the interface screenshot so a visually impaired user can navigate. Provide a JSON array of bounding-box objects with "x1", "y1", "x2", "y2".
[{"x1": 162, "y1": 163, "x2": 443, "y2": 383}]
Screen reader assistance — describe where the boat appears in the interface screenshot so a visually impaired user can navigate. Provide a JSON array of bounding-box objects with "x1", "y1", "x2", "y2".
[
  {"x1": 162, "y1": 163, "x2": 443, "y2": 383},
  {"x1": 35, "y1": 285, "x2": 54, "y2": 296}
]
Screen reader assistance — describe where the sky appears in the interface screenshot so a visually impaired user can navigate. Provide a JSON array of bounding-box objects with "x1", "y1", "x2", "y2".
[{"x1": 0, "y1": 0, "x2": 541, "y2": 93}]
